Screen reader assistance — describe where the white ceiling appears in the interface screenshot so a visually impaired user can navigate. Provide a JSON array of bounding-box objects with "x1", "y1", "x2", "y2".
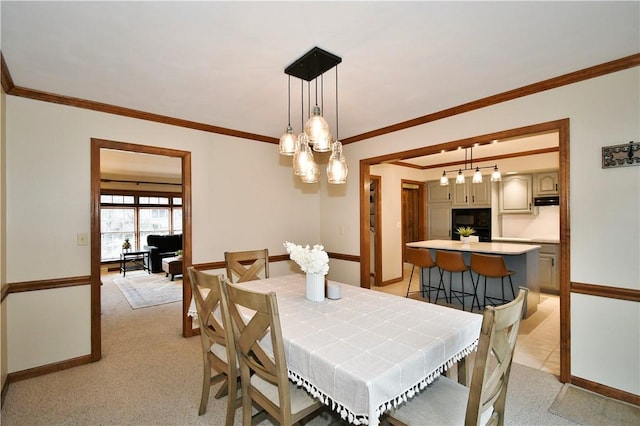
[{"x1": 2, "y1": 1, "x2": 639, "y2": 146}]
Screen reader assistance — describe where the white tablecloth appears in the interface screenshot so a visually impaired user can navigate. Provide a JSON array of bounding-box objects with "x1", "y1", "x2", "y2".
[{"x1": 235, "y1": 274, "x2": 483, "y2": 426}]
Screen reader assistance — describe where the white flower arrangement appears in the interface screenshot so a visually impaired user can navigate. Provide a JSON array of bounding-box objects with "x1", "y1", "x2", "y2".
[{"x1": 284, "y1": 241, "x2": 329, "y2": 276}]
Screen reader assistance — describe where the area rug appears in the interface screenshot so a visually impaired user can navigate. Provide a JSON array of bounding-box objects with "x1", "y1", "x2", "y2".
[
  {"x1": 549, "y1": 383, "x2": 640, "y2": 425},
  {"x1": 113, "y1": 272, "x2": 182, "y2": 309}
]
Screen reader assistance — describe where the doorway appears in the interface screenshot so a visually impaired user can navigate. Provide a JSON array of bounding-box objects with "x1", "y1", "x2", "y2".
[
  {"x1": 401, "y1": 180, "x2": 425, "y2": 261},
  {"x1": 369, "y1": 176, "x2": 381, "y2": 286},
  {"x1": 359, "y1": 119, "x2": 570, "y2": 383},
  {"x1": 90, "y1": 138, "x2": 193, "y2": 362}
]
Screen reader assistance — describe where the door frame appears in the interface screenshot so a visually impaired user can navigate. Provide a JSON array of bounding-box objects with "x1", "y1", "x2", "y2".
[
  {"x1": 359, "y1": 119, "x2": 570, "y2": 383},
  {"x1": 90, "y1": 138, "x2": 193, "y2": 361},
  {"x1": 370, "y1": 175, "x2": 382, "y2": 286}
]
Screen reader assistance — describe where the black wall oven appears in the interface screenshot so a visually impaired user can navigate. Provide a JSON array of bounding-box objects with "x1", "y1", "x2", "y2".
[{"x1": 451, "y1": 208, "x2": 492, "y2": 242}]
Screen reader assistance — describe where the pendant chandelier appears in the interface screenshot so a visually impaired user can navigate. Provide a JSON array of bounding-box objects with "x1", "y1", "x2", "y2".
[
  {"x1": 280, "y1": 47, "x2": 348, "y2": 184},
  {"x1": 439, "y1": 146, "x2": 501, "y2": 186}
]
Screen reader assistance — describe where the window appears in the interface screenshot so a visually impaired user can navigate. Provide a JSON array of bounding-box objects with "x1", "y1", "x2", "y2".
[{"x1": 100, "y1": 192, "x2": 182, "y2": 261}]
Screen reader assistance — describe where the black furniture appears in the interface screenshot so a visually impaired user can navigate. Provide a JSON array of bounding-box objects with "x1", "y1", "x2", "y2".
[
  {"x1": 120, "y1": 250, "x2": 151, "y2": 277},
  {"x1": 144, "y1": 234, "x2": 182, "y2": 273}
]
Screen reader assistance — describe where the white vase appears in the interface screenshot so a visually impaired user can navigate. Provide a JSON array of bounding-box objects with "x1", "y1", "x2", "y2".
[
  {"x1": 305, "y1": 273, "x2": 325, "y2": 302},
  {"x1": 461, "y1": 236, "x2": 471, "y2": 244}
]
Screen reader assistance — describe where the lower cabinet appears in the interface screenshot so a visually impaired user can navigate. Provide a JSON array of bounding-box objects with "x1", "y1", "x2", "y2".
[{"x1": 539, "y1": 244, "x2": 559, "y2": 294}]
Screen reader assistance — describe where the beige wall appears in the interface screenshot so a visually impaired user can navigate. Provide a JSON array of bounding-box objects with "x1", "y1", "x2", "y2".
[
  {"x1": 4, "y1": 97, "x2": 323, "y2": 372},
  {"x1": 330, "y1": 67, "x2": 639, "y2": 395},
  {"x1": 2, "y1": 66, "x2": 639, "y2": 397}
]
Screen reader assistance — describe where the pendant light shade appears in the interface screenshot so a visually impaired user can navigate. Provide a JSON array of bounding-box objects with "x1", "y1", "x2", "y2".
[
  {"x1": 279, "y1": 125, "x2": 297, "y2": 156},
  {"x1": 456, "y1": 170, "x2": 465, "y2": 184},
  {"x1": 279, "y1": 75, "x2": 296, "y2": 156},
  {"x1": 472, "y1": 167, "x2": 483, "y2": 183},
  {"x1": 491, "y1": 165, "x2": 502, "y2": 182},
  {"x1": 327, "y1": 141, "x2": 348, "y2": 184},
  {"x1": 440, "y1": 171, "x2": 449, "y2": 186},
  {"x1": 300, "y1": 157, "x2": 320, "y2": 183},
  {"x1": 306, "y1": 105, "x2": 331, "y2": 151},
  {"x1": 293, "y1": 134, "x2": 312, "y2": 176}
]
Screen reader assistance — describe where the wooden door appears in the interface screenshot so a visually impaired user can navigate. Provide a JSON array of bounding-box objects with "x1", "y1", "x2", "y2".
[{"x1": 402, "y1": 181, "x2": 425, "y2": 261}]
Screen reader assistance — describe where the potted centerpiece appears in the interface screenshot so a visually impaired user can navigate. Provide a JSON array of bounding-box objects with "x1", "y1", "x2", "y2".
[
  {"x1": 122, "y1": 238, "x2": 131, "y2": 252},
  {"x1": 284, "y1": 241, "x2": 329, "y2": 302},
  {"x1": 456, "y1": 226, "x2": 476, "y2": 245}
]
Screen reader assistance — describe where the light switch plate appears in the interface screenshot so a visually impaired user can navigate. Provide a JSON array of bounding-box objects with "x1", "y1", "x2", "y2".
[{"x1": 77, "y1": 232, "x2": 88, "y2": 246}]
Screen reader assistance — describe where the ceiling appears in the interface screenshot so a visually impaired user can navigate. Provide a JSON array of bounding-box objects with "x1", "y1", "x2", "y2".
[{"x1": 2, "y1": 1, "x2": 639, "y2": 146}]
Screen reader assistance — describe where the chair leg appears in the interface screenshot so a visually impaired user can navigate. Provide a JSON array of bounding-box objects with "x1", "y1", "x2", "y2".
[
  {"x1": 199, "y1": 359, "x2": 211, "y2": 415},
  {"x1": 470, "y1": 270, "x2": 481, "y2": 311},
  {"x1": 436, "y1": 268, "x2": 448, "y2": 304},
  {"x1": 509, "y1": 275, "x2": 516, "y2": 299},
  {"x1": 406, "y1": 265, "x2": 415, "y2": 297}
]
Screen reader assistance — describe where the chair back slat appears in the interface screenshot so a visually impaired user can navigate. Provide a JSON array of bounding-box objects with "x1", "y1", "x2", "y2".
[{"x1": 224, "y1": 249, "x2": 270, "y2": 283}]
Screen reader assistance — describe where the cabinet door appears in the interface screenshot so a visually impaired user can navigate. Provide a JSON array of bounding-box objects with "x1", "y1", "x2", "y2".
[
  {"x1": 535, "y1": 172, "x2": 559, "y2": 196},
  {"x1": 471, "y1": 179, "x2": 491, "y2": 206},
  {"x1": 427, "y1": 181, "x2": 451, "y2": 203},
  {"x1": 427, "y1": 203, "x2": 452, "y2": 240},
  {"x1": 452, "y1": 181, "x2": 468, "y2": 206},
  {"x1": 499, "y1": 175, "x2": 533, "y2": 213},
  {"x1": 539, "y1": 253, "x2": 558, "y2": 293}
]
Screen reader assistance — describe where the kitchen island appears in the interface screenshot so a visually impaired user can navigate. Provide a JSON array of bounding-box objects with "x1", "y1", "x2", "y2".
[{"x1": 406, "y1": 240, "x2": 540, "y2": 317}]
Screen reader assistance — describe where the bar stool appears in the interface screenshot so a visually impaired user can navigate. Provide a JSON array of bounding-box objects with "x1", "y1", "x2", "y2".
[
  {"x1": 470, "y1": 253, "x2": 516, "y2": 308},
  {"x1": 435, "y1": 250, "x2": 479, "y2": 311},
  {"x1": 405, "y1": 247, "x2": 438, "y2": 301}
]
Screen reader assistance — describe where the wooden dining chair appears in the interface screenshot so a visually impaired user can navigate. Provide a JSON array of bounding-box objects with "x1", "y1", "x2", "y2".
[
  {"x1": 383, "y1": 288, "x2": 528, "y2": 426},
  {"x1": 187, "y1": 267, "x2": 240, "y2": 426},
  {"x1": 220, "y1": 279, "x2": 324, "y2": 426},
  {"x1": 224, "y1": 248, "x2": 269, "y2": 283}
]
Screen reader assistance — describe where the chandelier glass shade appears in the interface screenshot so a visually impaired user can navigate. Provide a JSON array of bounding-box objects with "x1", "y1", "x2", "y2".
[
  {"x1": 306, "y1": 105, "x2": 331, "y2": 152},
  {"x1": 279, "y1": 125, "x2": 297, "y2": 156},
  {"x1": 327, "y1": 141, "x2": 348, "y2": 184}
]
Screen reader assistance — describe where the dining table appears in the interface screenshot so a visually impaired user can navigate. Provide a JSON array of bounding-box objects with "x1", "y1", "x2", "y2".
[{"x1": 227, "y1": 273, "x2": 483, "y2": 426}]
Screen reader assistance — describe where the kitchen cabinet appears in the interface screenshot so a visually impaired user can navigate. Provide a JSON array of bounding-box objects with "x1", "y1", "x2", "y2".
[
  {"x1": 499, "y1": 174, "x2": 533, "y2": 214},
  {"x1": 452, "y1": 179, "x2": 491, "y2": 207},
  {"x1": 427, "y1": 181, "x2": 451, "y2": 202},
  {"x1": 539, "y1": 243, "x2": 559, "y2": 294},
  {"x1": 534, "y1": 171, "x2": 559, "y2": 196},
  {"x1": 427, "y1": 203, "x2": 452, "y2": 240}
]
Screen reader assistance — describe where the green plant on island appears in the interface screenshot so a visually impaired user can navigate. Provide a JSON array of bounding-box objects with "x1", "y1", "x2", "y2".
[
  {"x1": 122, "y1": 238, "x2": 131, "y2": 250},
  {"x1": 456, "y1": 226, "x2": 476, "y2": 237}
]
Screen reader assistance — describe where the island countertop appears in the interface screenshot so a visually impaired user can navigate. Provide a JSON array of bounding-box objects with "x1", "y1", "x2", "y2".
[{"x1": 407, "y1": 239, "x2": 541, "y2": 255}]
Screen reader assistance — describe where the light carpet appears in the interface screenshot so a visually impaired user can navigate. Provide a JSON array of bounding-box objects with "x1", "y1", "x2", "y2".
[
  {"x1": 549, "y1": 383, "x2": 640, "y2": 425},
  {"x1": 113, "y1": 271, "x2": 183, "y2": 309}
]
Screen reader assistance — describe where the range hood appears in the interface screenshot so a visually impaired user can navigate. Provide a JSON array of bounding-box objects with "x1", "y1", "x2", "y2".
[{"x1": 534, "y1": 196, "x2": 560, "y2": 206}]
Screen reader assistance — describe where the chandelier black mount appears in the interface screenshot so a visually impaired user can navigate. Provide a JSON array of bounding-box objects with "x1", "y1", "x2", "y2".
[{"x1": 285, "y1": 47, "x2": 342, "y2": 81}]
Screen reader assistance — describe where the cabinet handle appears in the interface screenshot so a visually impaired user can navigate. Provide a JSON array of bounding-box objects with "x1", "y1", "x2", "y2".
[
  {"x1": 472, "y1": 195, "x2": 475, "y2": 203},
  {"x1": 465, "y1": 196, "x2": 468, "y2": 203},
  {"x1": 448, "y1": 193, "x2": 451, "y2": 200},
  {"x1": 555, "y1": 183, "x2": 558, "y2": 191},
  {"x1": 529, "y1": 203, "x2": 532, "y2": 210},
  {"x1": 552, "y1": 258, "x2": 555, "y2": 267}
]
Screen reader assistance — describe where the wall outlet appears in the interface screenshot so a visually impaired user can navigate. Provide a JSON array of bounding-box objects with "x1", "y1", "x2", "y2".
[{"x1": 77, "y1": 232, "x2": 88, "y2": 246}]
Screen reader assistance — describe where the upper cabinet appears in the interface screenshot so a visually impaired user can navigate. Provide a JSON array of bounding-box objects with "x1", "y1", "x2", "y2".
[
  {"x1": 452, "y1": 179, "x2": 491, "y2": 207},
  {"x1": 534, "y1": 171, "x2": 559, "y2": 196},
  {"x1": 499, "y1": 174, "x2": 533, "y2": 214},
  {"x1": 427, "y1": 181, "x2": 451, "y2": 203}
]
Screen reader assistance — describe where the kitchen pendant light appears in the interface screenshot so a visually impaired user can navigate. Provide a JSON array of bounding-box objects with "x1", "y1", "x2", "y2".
[
  {"x1": 279, "y1": 75, "x2": 296, "y2": 156},
  {"x1": 439, "y1": 146, "x2": 501, "y2": 186},
  {"x1": 472, "y1": 167, "x2": 483, "y2": 183},
  {"x1": 491, "y1": 165, "x2": 502, "y2": 182},
  {"x1": 440, "y1": 171, "x2": 449, "y2": 186}
]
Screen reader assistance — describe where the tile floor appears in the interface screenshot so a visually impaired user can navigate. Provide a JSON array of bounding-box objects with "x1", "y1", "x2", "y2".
[{"x1": 372, "y1": 263, "x2": 561, "y2": 377}]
